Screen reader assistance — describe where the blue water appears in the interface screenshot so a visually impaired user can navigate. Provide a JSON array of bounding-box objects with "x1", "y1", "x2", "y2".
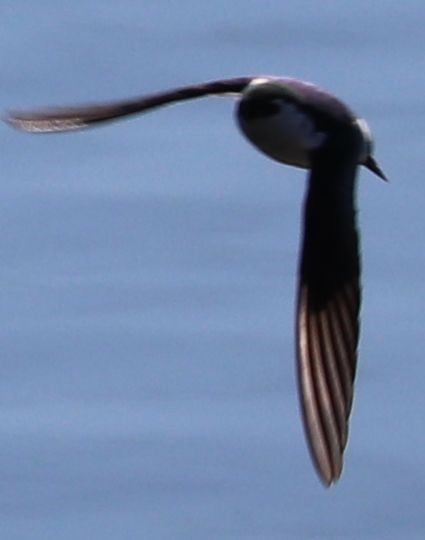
[{"x1": 1, "y1": 2, "x2": 424, "y2": 539}]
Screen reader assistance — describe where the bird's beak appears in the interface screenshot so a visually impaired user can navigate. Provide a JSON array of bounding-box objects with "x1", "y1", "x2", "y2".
[{"x1": 364, "y1": 155, "x2": 388, "y2": 181}]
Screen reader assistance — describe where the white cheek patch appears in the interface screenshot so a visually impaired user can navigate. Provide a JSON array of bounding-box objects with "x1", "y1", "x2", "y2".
[
  {"x1": 281, "y1": 103, "x2": 326, "y2": 149},
  {"x1": 354, "y1": 117, "x2": 373, "y2": 162},
  {"x1": 249, "y1": 77, "x2": 274, "y2": 88}
]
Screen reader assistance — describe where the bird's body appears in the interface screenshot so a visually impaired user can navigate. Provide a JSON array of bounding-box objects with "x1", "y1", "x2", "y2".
[{"x1": 6, "y1": 75, "x2": 386, "y2": 486}]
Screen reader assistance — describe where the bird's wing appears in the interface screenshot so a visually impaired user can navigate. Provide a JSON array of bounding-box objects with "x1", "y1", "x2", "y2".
[
  {"x1": 296, "y1": 155, "x2": 360, "y2": 486},
  {"x1": 5, "y1": 77, "x2": 254, "y2": 133}
]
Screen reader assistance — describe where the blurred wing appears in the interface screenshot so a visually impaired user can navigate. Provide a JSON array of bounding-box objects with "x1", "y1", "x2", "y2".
[
  {"x1": 5, "y1": 77, "x2": 254, "y2": 133},
  {"x1": 297, "y1": 158, "x2": 361, "y2": 486}
]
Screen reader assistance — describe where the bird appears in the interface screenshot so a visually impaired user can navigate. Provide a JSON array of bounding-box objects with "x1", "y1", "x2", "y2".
[{"x1": 5, "y1": 75, "x2": 386, "y2": 486}]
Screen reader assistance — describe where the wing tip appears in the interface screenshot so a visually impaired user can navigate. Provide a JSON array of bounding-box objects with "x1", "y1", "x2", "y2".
[
  {"x1": 303, "y1": 428, "x2": 344, "y2": 488},
  {"x1": 3, "y1": 112, "x2": 24, "y2": 131},
  {"x1": 4, "y1": 111, "x2": 88, "y2": 133},
  {"x1": 296, "y1": 286, "x2": 351, "y2": 488},
  {"x1": 317, "y1": 458, "x2": 343, "y2": 487}
]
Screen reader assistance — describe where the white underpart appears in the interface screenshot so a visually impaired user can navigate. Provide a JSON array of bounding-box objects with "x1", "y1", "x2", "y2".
[{"x1": 239, "y1": 100, "x2": 326, "y2": 169}]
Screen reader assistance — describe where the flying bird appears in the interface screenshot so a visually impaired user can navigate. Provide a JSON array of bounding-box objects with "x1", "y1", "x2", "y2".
[{"x1": 5, "y1": 75, "x2": 386, "y2": 485}]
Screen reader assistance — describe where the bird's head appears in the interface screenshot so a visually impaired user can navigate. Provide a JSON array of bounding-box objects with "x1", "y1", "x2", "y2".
[{"x1": 354, "y1": 118, "x2": 387, "y2": 181}]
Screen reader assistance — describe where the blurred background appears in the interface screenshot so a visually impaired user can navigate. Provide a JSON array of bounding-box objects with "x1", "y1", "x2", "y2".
[{"x1": 1, "y1": 2, "x2": 424, "y2": 539}]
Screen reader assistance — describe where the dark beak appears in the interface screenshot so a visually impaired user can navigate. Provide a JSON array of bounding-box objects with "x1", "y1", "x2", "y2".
[{"x1": 364, "y1": 155, "x2": 388, "y2": 181}]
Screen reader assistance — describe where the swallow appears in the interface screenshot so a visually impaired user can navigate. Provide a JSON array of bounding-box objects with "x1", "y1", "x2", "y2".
[{"x1": 5, "y1": 75, "x2": 386, "y2": 485}]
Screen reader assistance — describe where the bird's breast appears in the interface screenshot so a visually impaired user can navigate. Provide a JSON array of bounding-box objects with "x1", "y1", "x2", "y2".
[{"x1": 237, "y1": 100, "x2": 326, "y2": 169}]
